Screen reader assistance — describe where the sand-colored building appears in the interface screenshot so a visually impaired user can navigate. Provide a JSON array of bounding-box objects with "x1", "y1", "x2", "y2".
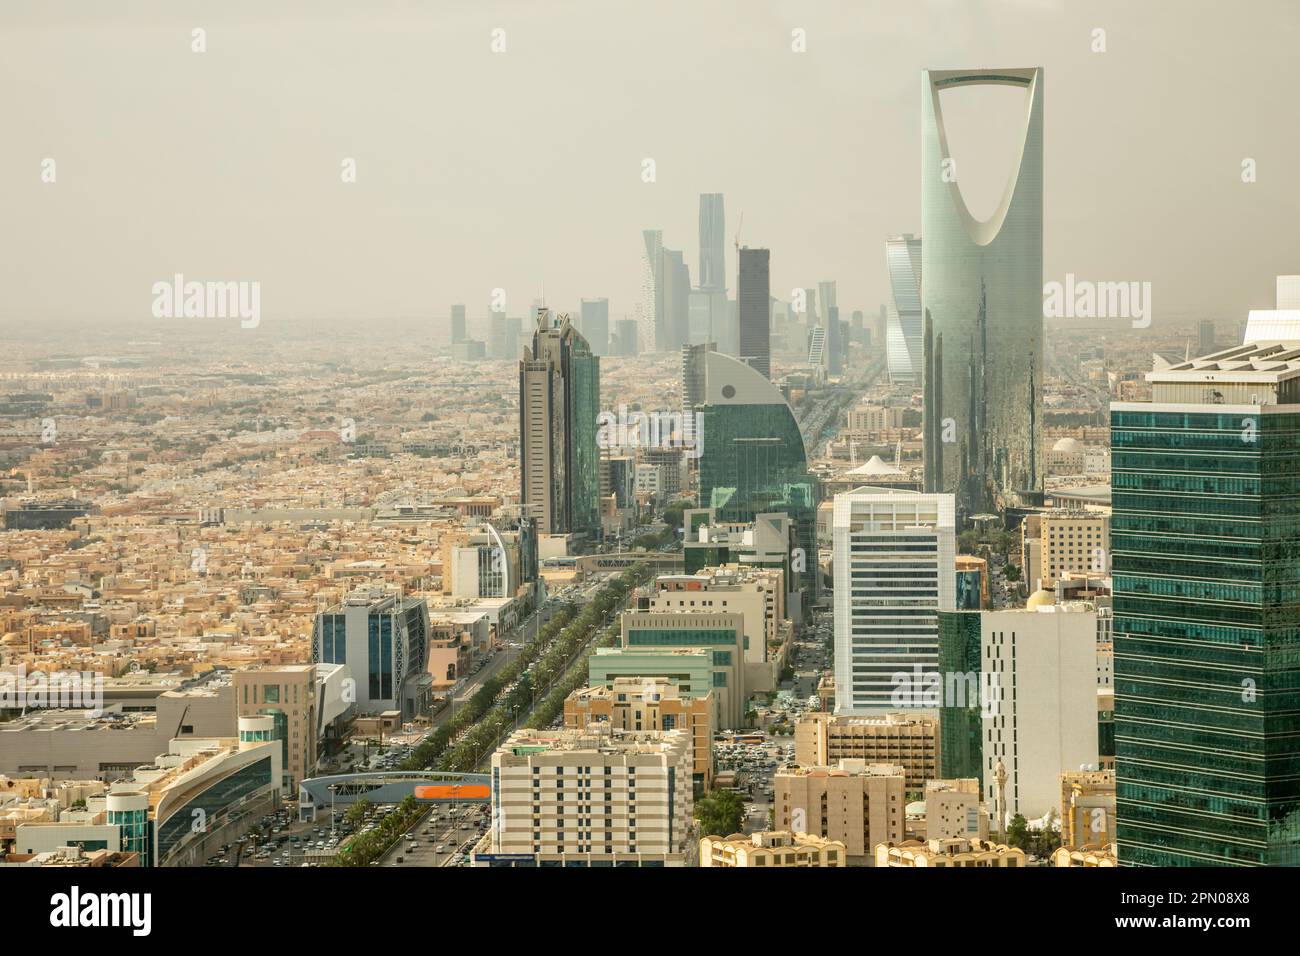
[
  {"x1": 774, "y1": 760, "x2": 905, "y2": 864},
  {"x1": 564, "y1": 678, "x2": 713, "y2": 788},
  {"x1": 700, "y1": 830, "x2": 846, "y2": 867},
  {"x1": 795, "y1": 712, "x2": 938, "y2": 791},
  {"x1": 875, "y1": 837, "x2": 1026, "y2": 868},
  {"x1": 1060, "y1": 768, "x2": 1116, "y2": 850},
  {"x1": 1053, "y1": 844, "x2": 1117, "y2": 867}
]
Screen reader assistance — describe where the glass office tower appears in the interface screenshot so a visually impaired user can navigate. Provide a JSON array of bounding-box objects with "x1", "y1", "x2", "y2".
[
  {"x1": 698, "y1": 351, "x2": 817, "y2": 601},
  {"x1": 921, "y1": 68, "x2": 1043, "y2": 516},
  {"x1": 1112, "y1": 344, "x2": 1300, "y2": 866},
  {"x1": 519, "y1": 310, "x2": 600, "y2": 538},
  {"x1": 885, "y1": 234, "x2": 923, "y2": 385}
]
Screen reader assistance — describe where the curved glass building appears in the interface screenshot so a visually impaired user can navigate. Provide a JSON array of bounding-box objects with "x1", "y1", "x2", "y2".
[
  {"x1": 698, "y1": 351, "x2": 817, "y2": 599},
  {"x1": 920, "y1": 68, "x2": 1043, "y2": 515},
  {"x1": 885, "y1": 234, "x2": 923, "y2": 384}
]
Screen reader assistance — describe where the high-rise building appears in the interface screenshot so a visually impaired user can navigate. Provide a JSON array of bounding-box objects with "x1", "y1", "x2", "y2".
[
  {"x1": 921, "y1": 68, "x2": 1043, "y2": 515},
  {"x1": 450, "y1": 303, "x2": 467, "y2": 344},
  {"x1": 663, "y1": 248, "x2": 691, "y2": 350},
  {"x1": 1112, "y1": 344, "x2": 1300, "y2": 866},
  {"x1": 832, "y1": 487, "x2": 955, "y2": 713},
  {"x1": 518, "y1": 310, "x2": 600, "y2": 537},
  {"x1": 738, "y1": 247, "x2": 771, "y2": 378},
  {"x1": 697, "y1": 351, "x2": 817, "y2": 603},
  {"x1": 681, "y1": 342, "x2": 715, "y2": 412},
  {"x1": 885, "y1": 234, "x2": 923, "y2": 384},
  {"x1": 980, "y1": 604, "x2": 1100, "y2": 819},
  {"x1": 580, "y1": 298, "x2": 610, "y2": 356},
  {"x1": 1197, "y1": 319, "x2": 1215, "y2": 356},
  {"x1": 698, "y1": 193, "x2": 726, "y2": 293},
  {"x1": 819, "y1": 281, "x2": 842, "y2": 376},
  {"x1": 612, "y1": 318, "x2": 639, "y2": 356},
  {"x1": 504, "y1": 316, "x2": 522, "y2": 358},
  {"x1": 489, "y1": 310, "x2": 507, "y2": 358},
  {"x1": 640, "y1": 229, "x2": 665, "y2": 352},
  {"x1": 312, "y1": 587, "x2": 432, "y2": 720}
]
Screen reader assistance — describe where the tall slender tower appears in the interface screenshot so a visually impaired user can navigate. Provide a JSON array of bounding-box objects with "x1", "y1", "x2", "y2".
[
  {"x1": 921, "y1": 68, "x2": 1043, "y2": 516},
  {"x1": 738, "y1": 247, "x2": 771, "y2": 378},
  {"x1": 518, "y1": 311, "x2": 600, "y2": 538},
  {"x1": 698, "y1": 193, "x2": 726, "y2": 294},
  {"x1": 885, "y1": 235, "x2": 923, "y2": 384}
]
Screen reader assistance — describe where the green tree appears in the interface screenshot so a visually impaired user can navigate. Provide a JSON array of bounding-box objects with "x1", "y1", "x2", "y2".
[
  {"x1": 695, "y1": 789, "x2": 745, "y2": 837},
  {"x1": 1005, "y1": 813, "x2": 1031, "y2": 851}
]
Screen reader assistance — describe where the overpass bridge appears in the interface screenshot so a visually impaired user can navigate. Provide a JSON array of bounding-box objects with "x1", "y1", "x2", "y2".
[{"x1": 298, "y1": 771, "x2": 490, "y2": 821}]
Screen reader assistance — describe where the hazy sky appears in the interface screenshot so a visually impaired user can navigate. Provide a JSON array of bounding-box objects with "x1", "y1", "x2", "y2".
[{"x1": 2, "y1": 0, "x2": 1297, "y2": 336}]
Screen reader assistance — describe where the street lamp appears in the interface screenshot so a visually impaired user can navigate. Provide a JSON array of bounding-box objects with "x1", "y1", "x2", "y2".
[{"x1": 328, "y1": 784, "x2": 338, "y2": 837}]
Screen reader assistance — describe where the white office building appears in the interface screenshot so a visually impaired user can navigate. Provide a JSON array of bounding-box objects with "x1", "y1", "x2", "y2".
[
  {"x1": 981, "y1": 602, "x2": 1100, "y2": 821},
  {"x1": 832, "y1": 487, "x2": 955, "y2": 714}
]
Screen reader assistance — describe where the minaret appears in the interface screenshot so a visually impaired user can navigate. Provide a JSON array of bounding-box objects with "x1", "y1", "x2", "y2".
[{"x1": 994, "y1": 758, "x2": 1009, "y2": 843}]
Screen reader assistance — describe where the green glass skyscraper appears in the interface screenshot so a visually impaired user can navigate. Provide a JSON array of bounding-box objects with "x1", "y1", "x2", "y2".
[
  {"x1": 519, "y1": 310, "x2": 600, "y2": 538},
  {"x1": 1112, "y1": 344, "x2": 1300, "y2": 866},
  {"x1": 697, "y1": 351, "x2": 817, "y2": 601}
]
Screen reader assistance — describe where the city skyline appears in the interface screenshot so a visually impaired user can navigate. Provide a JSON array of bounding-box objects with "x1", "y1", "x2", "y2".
[{"x1": 3, "y1": 0, "x2": 1299, "y2": 333}]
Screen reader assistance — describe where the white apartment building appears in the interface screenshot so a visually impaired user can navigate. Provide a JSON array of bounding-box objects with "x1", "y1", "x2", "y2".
[
  {"x1": 832, "y1": 488, "x2": 955, "y2": 713},
  {"x1": 485, "y1": 725, "x2": 694, "y2": 867},
  {"x1": 981, "y1": 603, "x2": 1100, "y2": 820}
]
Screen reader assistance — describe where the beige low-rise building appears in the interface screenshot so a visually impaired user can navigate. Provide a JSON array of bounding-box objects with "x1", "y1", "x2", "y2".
[
  {"x1": 1053, "y1": 844, "x2": 1117, "y2": 867},
  {"x1": 774, "y1": 760, "x2": 905, "y2": 864},
  {"x1": 700, "y1": 830, "x2": 846, "y2": 867},
  {"x1": 876, "y1": 837, "x2": 1026, "y2": 868},
  {"x1": 1060, "y1": 769, "x2": 1116, "y2": 850},
  {"x1": 795, "y1": 712, "x2": 938, "y2": 791},
  {"x1": 923, "y1": 778, "x2": 989, "y2": 841},
  {"x1": 564, "y1": 678, "x2": 713, "y2": 789}
]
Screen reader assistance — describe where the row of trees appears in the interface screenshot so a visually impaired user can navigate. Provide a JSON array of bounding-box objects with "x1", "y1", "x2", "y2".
[
  {"x1": 330, "y1": 795, "x2": 422, "y2": 867},
  {"x1": 412, "y1": 564, "x2": 651, "y2": 775},
  {"x1": 400, "y1": 603, "x2": 578, "y2": 771}
]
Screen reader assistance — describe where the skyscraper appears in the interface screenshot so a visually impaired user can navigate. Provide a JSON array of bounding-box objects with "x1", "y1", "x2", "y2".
[
  {"x1": 1112, "y1": 344, "x2": 1300, "y2": 866},
  {"x1": 518, "y1": 310, "x2": 600, "y2": 538},
  {"x1": 450, "y1": 303, "x2": 467, "y2": 344},
  {"x1": 580, "y1": 298, "x2": 610, "y2": 356},
  {"x1": 921, "y1": 68, "x2": 1043, "y2": 516},
  {"x1": 698, "y1": 350, "x2": 816, "y2": 602},
  {"x1": 831, "y1": 487, "x2": 955, "y2": 714},
  {"x1": 885, "y1": 234, "x2": 923, "y2": 384},
  {"x1": 698, "y1": 193, "x2": 726, "y2": 294},
  {"x1": 738, "y1": 247, "x2": 771, "y2": 378},
  {"x1": 640, "y1": 229, "x2": 665, "y2": 352},
  {"x1": 663, "y1": 248, "x2": 691, "y2": 350},
  {"x1": 819, "y1": 281, "x2": 842, "y2": 376}
]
